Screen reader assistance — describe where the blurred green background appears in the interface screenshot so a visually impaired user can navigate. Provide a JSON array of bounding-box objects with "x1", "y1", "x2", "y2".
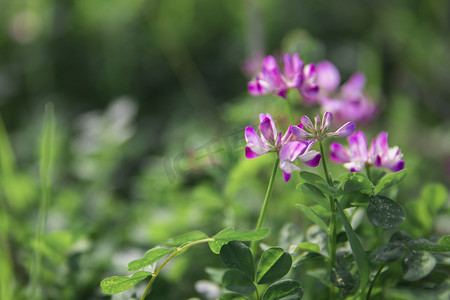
[{"x1": 0, "y1": 0, "x2": 449, "y2": 299}]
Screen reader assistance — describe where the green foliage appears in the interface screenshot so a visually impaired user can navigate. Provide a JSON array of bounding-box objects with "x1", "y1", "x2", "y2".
[
  {"x1": 295, "y1": 204, "x2": 328, "y2": 232},
  {"x1": 367, "y1": 195, "x2": 406, "y2": 228},
  {"x1": 335, "y1": 200, "x2": 370, "y2": 290},
  {"x1": 403, "y1": 183, "x2": 448, "y2": 236},
  {"x1": 100, "y1": 271, "x2": 152, "y2": 295},
  {"x1": 373, "y1": 169, "x2": 408, "y2": 194},
  {"x1": 220, "y1": 241, "x2": 254, "y2": 280},
  {"x1": 256, "y1": 248, "x2": 292, "y2": 284},
  {"x1": 209, "y1": 227, "x2": 270, "y2": 254},
  {"x1": 262, "y1": 280, "x2": 304, "y2": 300},
  {"x1": 128, "y1": 247, "x2": 175, "y2": 271},
  {"x1": 222, "y1": 269, "x2": 256, "y2": 295}
]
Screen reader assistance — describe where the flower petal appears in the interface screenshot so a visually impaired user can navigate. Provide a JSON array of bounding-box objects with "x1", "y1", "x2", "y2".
[
  {"x1": 332, "y1": 122, "x2": 356, "y2": 137},
  {"x1": 279, "y1": 141, "x2": 307, "y2": 161},
  {"x1": 348, "y1": 131, "x2": 368, "y2": 161},
  {"x1": 341, "y1": 72, "x2": 366, "y2": 97},
  {"x1": 245, "y1": 126, "x2": 269, "y2": 155},
  {"x1": 279, "y1": 159, "x2": 300, "y2": 179},
  {"x1": 301, "y1": 115, "x2": 314, "y2": 132},
  {"x1": 291, "y1": 125, "x2": 312, "y2": 140},
  {"x1": 329, "y1": 142, "x2": 351, "y2": 163},
  {"x1": 316, "y1": 61, "x2": 341, "y2": 92},
  {"x1": 299, "y1": 151, "x2": 321, "y2": 167},
  {"x1": 245, "y1": 146, "x2": 260, "y2": 159},
  {"x1": 260, "y1": 117, "x2": 276, "y2": 144},
  {"x1": 321, "y1": 112, "x2": 333, "y2": 132}
]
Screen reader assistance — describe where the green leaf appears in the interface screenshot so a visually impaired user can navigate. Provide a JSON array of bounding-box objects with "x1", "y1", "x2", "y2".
[
  {"x1": 337, "y1": 172, "x2": 373, "y2": 195},
  {"x1": 262, "y1": 280, "x2": 303, "y2": 300},
  {"x1": 404, "y1": 183, "x2": 447, "y2": 236},
  {"x1": 298, "y1": 183, "x2": 330, "y2": 210},
  {"x1": 222, "y1": 269, "x2": 256, "y2": 295},
  {"x1": 330, "y1": 266, "x2": 356, "y2": 291},
  {"x1": 367, "y1": 195, "x2": 406, "y2": 228},
  {"x1": 220, "y1": 241, "x2": 255, "y2": 280},
  {"x1": 409, "y1": 238, "x2": 450, "y2": 252},
  {"x1": 389, "y1": 231, "x2": 412, "y2": 244},
  {"x1": 294, "y1": 242, "x2": 320, "y2": 253},
  {"x1": 128, "y1": 247, "x2": 175, "y2": 271},
  {"x1": 209, "y1": 227, "x2": 270, "y2": 254},
  {"x1": 339, "y1": 191, "x2": 370, "y2": 209},
  {"x1": 374, "y1": 169, "x2": 408, "y2": 194},
  {"x1": 402, "y1": 248, "x2": 436, "y2": 281},
  {"x1": 100, "y1": 271, "x2": 151, "y2": 295},
  {"x1": 335, "y1": 200, "x2": 369, "y2": 290},
  {"x1": 293, "y1": 252, "x2": 325, "y2": 268},
  {"x1": 370, "y1": 244, "x2": 405, "y2": 263},
  {"x1": 256, "y1": 248, "x2": 292, "y2": 284},
  {"x1": 219, "y1": 294, "x2": 250, "y2": 300},
  {"x1": 299, "y1": 171, "x2": 334, "y2": 195},
  {"x1": 295, "y1": 204, "x2": 328, "y2": 232},
  {"x1": 438, "y1": 236, "x2": 450, "y2": 246},
  {"x1": 164, "y1": 231, "x2": 209, "y2": 247}
]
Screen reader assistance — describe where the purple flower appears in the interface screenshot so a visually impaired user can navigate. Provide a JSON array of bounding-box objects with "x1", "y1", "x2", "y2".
[
  {"x1": 291, "y1": 112, "x2": 356, "y2": 141},
  {"x1": 330, "y1": 131, "x2": 404, "y2": 172},
  {"x1": 316, "y1": 61, "x2": 377, "y2": 124},
  {"x1": 279, "y1": 140, "x2": 321, "y2": 182},
  {"x1": 368, "y1": 132, "x2": 405, "y2": 172},
  {"x1": 248, "y1": 54, "x2": 319, "y2": 102},
  {"x1": 245, "y1": 113, "x2": 321, "y2": 181}
]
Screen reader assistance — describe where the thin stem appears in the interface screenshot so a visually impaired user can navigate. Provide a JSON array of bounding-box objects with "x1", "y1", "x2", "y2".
[
  {"x1": 140, "y1": 238, "x2": 214, "y2": 300},
  {"x1": 30, "y1": 103, "x2": 55, "y2": 299},
  {"x1": 365, "y1": 165, "x2": 371, "y2": 182},
  {"x1": 318, "y1": 140, "x2": 337, "y2": 299},
  {"x1": 366, "y1": 264, "x2": 386, "y2": 300},
  {"x1": 250, "y1": 156, "x2": 279, "y2": 254},
  {"x1": 319, "y1": 140, "x2": 333, "y2": 186}
]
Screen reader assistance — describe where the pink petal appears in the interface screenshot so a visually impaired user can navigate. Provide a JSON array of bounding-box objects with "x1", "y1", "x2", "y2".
[
  {"x1": 301, "y1": 115, "x2": 314, "y2": 132},
  {"x1": 333, "y1": 122, "x2": 356, "y2": 137},
  {"x1": 342, "y1": 72, "x2": 366, "y2": 97},
  {"x1": 321, "y1": 112, "x2": 333, "y2": 132},
  {"x1": 329, "y1": 142, "x2": 351, "y2": 163},
  {"x1": 291, "y1": 125, "x2": 312, "y2": 140},
  {"x1": 245, "y1": 146, "x2": 260, "y2": 159},
  {"x1": 316, "y1": 61, "x2": 341, "y2": 92},
  {"x1": 279, "y1": 141, "x2": 307, "y2": 161},
  {"x1": 299, "y1": 151, "x2": 321, "y2": 167}
]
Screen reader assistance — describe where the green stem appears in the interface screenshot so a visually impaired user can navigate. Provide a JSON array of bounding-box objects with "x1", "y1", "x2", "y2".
[
  {"x1": 30, "y1": 103, "x2": 55, "y2": 299},
  {"x1": 366, "y1": 264, "x2": 386, "y2": 300},
  {"x1": 365, "y1": 165, "x2": 371, "y2": 182},
  {"x1": 140, "y1": 238, "x2": 213, "y2": 300},
  {"x1": 250, "y1": 156, "x2": 279, "y2": 255},
  {"x1": 318, "y1": 140, "x2": 337, "y2": 298}
]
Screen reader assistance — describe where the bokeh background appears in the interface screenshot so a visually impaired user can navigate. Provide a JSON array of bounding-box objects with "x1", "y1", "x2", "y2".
[{"x1": 0, "y1": 0, "x2": 449, "y2": 299}]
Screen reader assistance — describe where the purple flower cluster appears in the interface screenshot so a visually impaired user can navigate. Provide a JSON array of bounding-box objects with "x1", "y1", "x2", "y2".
[
  {"x1": 248, "y1": 54, "x2": 319, "y2": 103},
  {"x1": 247, "y1": 54, "x2": 377, "y2": 124},
  {"x1": 330, "y1": 131, "x2": 404, "y2": 172},
  {"x1": 245, "y1": 112, "x2": 356, "y2": 181}
]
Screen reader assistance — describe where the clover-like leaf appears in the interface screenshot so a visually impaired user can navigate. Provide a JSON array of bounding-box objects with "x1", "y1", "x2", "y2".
[
  {"x1": 295, "y1": 242, "x2": 320, "y2": 253},
  {"x1": 338, "y1": 172, "x2": 373, "y2": 195},
  {"x1": 293, "y1": 252, "x2": 325, "y2": 268},
  {"x1": 128, "y1": 247, "x2": 175, "y2": 271},
  {"x1": 298, "y1": 183, "x2": 330, "y2": 210},
  {"x1": 100, "y1": 271, "x2": 151, "y2": 295},
  {"x1": 402, "y1": 248, "x2": 436, "y2": 281},
  {"x1": 262, "y1": 280, "x2": 303, "y2": 300},
  {"x1": 222, "y1": 269, "x2": 256, "y2": 295},
  {"x1": 409, "y1": 238, "x2": 450, "y2": 252},
  {"x1": 330, "y1": 266, "x2": 356, "y2": 291},
  {"x1": 295, "y1": 204, "x2": 328, "y2": 232},
  {"x1": 389, "y1": 231, "x2": 412, "y2": 245},
  {"x1": 373, "y1": 169, "x2": 407, "y2": 194},
  {"x1": 367, "y1": 195, "x2": 406, "y2": 229},
  {"x1": 220, "y1": 241, "x2": 254, "y2": 280},
  {"x1": 299, "y1": 171, "x2": 334, "y2": 195},
  {"x1": 256, "y1": 248, "x2": 292, "y2": 284},
  {"x1": 219, "y1": 293, "x2": 250, "y2": 300},
  {"x1": 164, "y1": 231, "x2": 209, "y2": 247},
  {"x1": 370, "y1": 244, "x2": 405, "y2": 263},
  {"x1": 209, "y1": 227, "x2": 270, "y2": 254}
]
